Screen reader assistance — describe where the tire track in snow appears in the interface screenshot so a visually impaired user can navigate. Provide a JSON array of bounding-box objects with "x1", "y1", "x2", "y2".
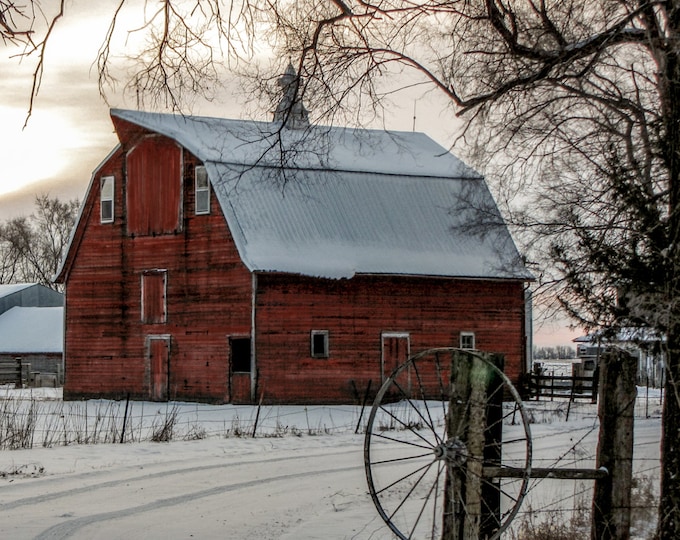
[
  {"x1": 34, "y1": 462, "x2": 362, "y2": 539},
  {"x1": 1, "y1": 447, "x2": 361, "y2": 511}
]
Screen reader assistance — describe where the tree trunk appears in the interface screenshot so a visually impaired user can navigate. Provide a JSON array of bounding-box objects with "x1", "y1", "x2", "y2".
[{"x1": 658, "y1": 23, "x2": 680, "y2": 538}]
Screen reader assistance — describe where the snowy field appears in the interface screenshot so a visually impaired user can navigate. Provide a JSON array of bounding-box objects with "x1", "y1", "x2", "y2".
[{"x1": 0, "y1": 387, "x2": 662, "y2": 539}]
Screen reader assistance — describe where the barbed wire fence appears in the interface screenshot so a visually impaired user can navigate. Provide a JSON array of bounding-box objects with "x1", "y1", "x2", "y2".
[{"x1": 0, "y1": 382, "x2": 663, "y2": 538}]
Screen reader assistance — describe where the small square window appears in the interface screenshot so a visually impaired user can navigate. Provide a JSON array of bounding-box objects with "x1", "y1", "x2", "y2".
[
  {"x1": 195, "y1": 166, "x2": 210, "y2": 215},
  {"x1": 311, "y1": 330, "x2": 329, "y2": 358},
  {"x1": 101, "y1": 176, "x2": 114, "y2": 223},
  {"x1": 460, "y1": 332, "x2": 475, "y2": 350}
]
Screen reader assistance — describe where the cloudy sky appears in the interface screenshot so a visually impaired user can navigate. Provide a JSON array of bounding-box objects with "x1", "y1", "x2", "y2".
[
  {"x1": 0, "y1": 0, "x2": 581, "y2": 346},
  {"x1": 0, "y1": 1, "x2": 449, "y2": 214}
]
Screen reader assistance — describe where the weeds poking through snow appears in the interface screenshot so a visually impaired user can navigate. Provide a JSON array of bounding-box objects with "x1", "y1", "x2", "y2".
[
  {"x1": 0, "y1": 462, "x2": 45, "y2": 479},
  {"x1": 151, "y1": 405, "x2": 178, "y2": 442},
  {"x1": 0, "y1": 397, "x2": 38, "y2": 450},
  {"x1": 510, "y1": 473, "x2": 659, "y2": 540}
]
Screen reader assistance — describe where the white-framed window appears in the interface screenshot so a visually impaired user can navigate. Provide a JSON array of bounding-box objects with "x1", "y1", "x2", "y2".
[
  {"x1": 100, "y1": 176, "x2": 114, "y2": 223},
  {"x1": 460, "y1": 332, "x2": 476, "y2": 350},
  {"x1": 311, "y1": 330, "x2": 329, "y2": 358},
  {"x1": 195, "y1": 166, "x2": 210, "y2": 215}
]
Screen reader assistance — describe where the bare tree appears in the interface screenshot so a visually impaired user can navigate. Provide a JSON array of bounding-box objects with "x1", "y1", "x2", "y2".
[
  {"x1": 0, "y1": 195, "x2": 79, "y2": 290},
  {"x1": 254, "y1": 3, "x2": 678, "y2": 536},
  {"x1": 5, "y1": 0, "x2": 680, "y2": 535}
]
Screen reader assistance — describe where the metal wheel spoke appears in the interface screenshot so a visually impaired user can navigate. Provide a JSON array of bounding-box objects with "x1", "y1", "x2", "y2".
[
  {"x1": 411, "y1": 360, "x2": 445, "y2": 445},
  {"x1": 374, "y1": 460, "x2": 438, "y2": 496},
  {"x1": 391, "y1": 378, "x2": 441, "y2": 440},
  {"x1": 407, "y1": 461, "x2": 444, "y2": 539},
  {"x1": 372, "y1": 431, "x2": 436, "y2": 451},
  {"x1": 431, "y1": 460, "x2": 444, "y2": 539},
  {"x1": 387, "y1": 459, "x2": 437, "y2": 521},
  {"x1": 371, "y1": 451, "x2": 435, "y2": 466},
  {"x1": 377, "y1": 404, "x2": 435, "y2": 448}
]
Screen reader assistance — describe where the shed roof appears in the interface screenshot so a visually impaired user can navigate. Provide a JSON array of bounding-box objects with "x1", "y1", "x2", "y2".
[
  {"x1": 61, "y1": 109, "x2": 531, "y2": 281},
  {"x1": 0, "y1": 283, "x2": 63, "y2": 317},
  {"x1": 0, "y1": 307, "x2": 63, "y2": 354},
  {"x1": 0, "y1": 283, "x2": 34, "y2": 299}
]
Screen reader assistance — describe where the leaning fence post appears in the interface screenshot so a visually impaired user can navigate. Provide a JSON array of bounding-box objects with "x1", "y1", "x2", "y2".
[{"x1": 591, "y1": 348, "x2": 636, "y2": 540}]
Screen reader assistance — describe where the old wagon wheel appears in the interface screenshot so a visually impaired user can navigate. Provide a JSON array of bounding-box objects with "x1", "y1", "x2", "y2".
[{"x1": 364, "y1": 347, "x2": 532, "y2": 540}]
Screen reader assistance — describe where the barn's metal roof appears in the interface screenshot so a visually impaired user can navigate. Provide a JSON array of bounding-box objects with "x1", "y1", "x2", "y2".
[{"x1": 108, "y1": 109, "x2": 531, "y2": 280}]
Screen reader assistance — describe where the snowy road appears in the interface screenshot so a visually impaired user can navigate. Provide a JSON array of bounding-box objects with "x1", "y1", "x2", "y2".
[
  {"x1": 1, "y1": 435, "x2": 390, "y2": 540},
  {"x1": 0, "y1": 392, "x2": 663, "y2": 540}
]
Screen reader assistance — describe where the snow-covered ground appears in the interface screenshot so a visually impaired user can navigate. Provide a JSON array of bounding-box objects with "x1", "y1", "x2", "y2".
[{"x1": 0, "y1": 388, "x2": 662, "y2": 539}]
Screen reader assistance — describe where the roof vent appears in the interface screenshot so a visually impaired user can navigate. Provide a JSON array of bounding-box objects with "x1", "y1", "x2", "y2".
[{"x1": 273, "y1": 64, "x2": 309, "y2": 129}]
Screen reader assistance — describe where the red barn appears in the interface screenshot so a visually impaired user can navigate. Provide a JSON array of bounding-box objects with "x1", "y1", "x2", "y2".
[{"x1": 55, "y1": 107, "x2": 532, "y2": 404}]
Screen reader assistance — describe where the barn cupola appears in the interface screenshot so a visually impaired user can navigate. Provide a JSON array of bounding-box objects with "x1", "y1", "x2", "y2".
[{"x1": 273, "y1": 63, "x2": 310, "y2": 129}]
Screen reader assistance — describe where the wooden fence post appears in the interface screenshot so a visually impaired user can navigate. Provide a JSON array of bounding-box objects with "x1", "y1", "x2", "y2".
[
  {"x1": 592, "y1": 349, "x2": 637, "y2": 540},
  {"x1": 442, "y1": 351, "x2": 504, "y2": 540}
]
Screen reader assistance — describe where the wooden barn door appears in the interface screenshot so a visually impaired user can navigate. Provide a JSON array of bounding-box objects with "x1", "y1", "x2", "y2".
[
  {"x1": 229, "y1": 336, "x2": 252, "y2": 404},
  {"x1": 381, "y1": 333, "x2": 411, "y2": 393},
  {"x1": 147, "y1": 336, "x2": 170, "y2": 401}
]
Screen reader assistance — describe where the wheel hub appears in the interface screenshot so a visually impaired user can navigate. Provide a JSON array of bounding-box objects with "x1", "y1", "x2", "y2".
[{"x1": 433, "y1": 437, "x2": 468, "y2": 466}]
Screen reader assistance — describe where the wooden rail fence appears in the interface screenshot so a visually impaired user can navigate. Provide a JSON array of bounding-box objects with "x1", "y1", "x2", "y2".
[
  {"x1": 0, "y1": 357, "x2": 24, "y2": 387},
  {"x1": 526, "y1": 373, "x2": 598, "y2": 402}
]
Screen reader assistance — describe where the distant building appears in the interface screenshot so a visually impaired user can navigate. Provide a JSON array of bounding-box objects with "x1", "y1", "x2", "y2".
[
  {"x1": 0, "y1": 283, "x2": 62, "y2": 315},
  {"x1": 574, "y1": 329, "x2": 664, "y2": 387},
  {"x1": 0, "y1": 284, "x2": 64, "y2": 386}
]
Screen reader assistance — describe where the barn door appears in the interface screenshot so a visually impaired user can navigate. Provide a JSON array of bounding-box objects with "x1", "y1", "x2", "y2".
[
  {"x1": 381, "y1": 333, "x2": 410, "y2": 393},
  {"x1": 148, "y1": 336, "x2": 170, "y2": 401},
  {"x1": 229, "y1": 336, "x2": 252, "y2": 404}
]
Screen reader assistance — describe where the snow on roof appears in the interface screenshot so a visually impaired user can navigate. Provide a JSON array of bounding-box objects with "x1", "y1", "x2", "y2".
[
  {"x1": 0, "y1": 307, "x2": 63, "y2": 353},
  {"x1": 108, "y1": 109, "x2": 531, "y2": 280},
  {"x1": 111, "y1": 109, "x2": 479, "y2": 179},
  {"x1": 575, "y1": 328, "x2": 665, "y2": 345},
  {"x1": 209, "y1": 165, "x2": 530, "y2": 279},
  {"x1": 0, "y1": 283, "x2": 34, "y2": 299}
]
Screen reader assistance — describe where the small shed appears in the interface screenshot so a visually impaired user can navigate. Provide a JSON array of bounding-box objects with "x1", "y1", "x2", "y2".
[
  {"x1": 0, "y1": 284, "x2": 64, "y2": 387},
  {"x1": 575, "y1": 330, "x2": 665, "y2": 388}
]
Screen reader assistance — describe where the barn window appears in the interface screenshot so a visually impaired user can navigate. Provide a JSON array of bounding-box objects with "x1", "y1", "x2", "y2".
[
  {"x1": 141, "y1": 270, "x2": 167, "y2": 324},
  {"x1": 230, "y1": 337, "x2": 251, "y2": 373},
  {"x1": 100, "y1": 176, "x2": 114, "y2": 223},
  {"x1": 460, "y1": 332, "x2": 475, "y2": 350},
  {"x1": 195, "y1": 166, "x2": 210, "y2": 215},
  {"x1": 311, "y1": 330, "x2": 329, "y2": 358}
]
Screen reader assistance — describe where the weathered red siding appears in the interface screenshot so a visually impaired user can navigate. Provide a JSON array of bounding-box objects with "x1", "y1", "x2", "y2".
[
  {"x1": 62, "y1": 141, "x2": 252, "y2": 402},
  {"x1": 60, "y1": 121, "x2": 527, "y2": 404},
  {"x1": 253, "y1": 274, "x2": 525, "y2": 404}
]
